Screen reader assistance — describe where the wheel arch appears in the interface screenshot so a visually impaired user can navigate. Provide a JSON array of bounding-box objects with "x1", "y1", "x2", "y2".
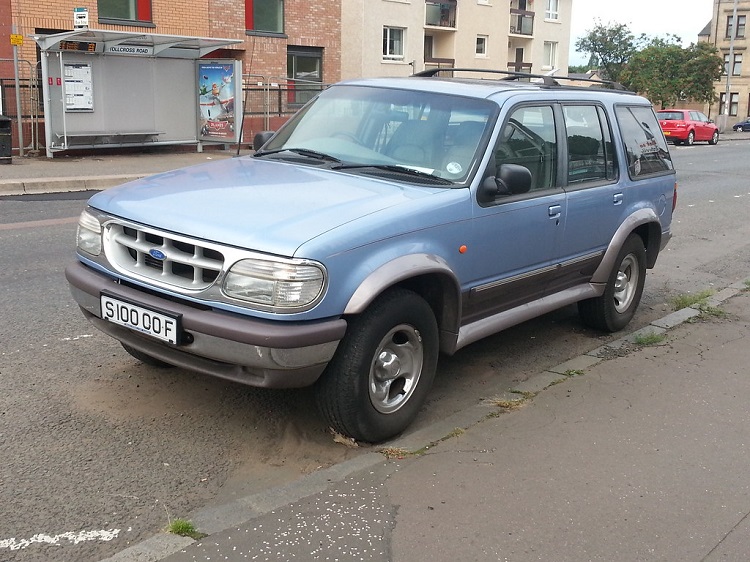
[
  {"x1": 592, "y1": 210, "x2": 662, "y2": 284},
  {"x1": 343, "y1": 254, "x2": 462, "y2": 353}
]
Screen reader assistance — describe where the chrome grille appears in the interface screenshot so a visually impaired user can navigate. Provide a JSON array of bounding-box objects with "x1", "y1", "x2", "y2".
[{"x1": 104, "y1": 223, "x2": 225, "y2": 290}]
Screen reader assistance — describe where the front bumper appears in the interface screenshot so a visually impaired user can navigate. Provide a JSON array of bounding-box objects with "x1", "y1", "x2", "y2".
[{"x1": 65, "y1": 261, "x2": 347, "y2": 388}]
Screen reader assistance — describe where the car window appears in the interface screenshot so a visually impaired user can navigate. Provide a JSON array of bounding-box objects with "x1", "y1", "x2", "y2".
[
  {"x1": 657, "y1": 111, "x2": 683, "y2": 121},
  {"x1": 615, "y1": 105, "x2": 673, "y2": 179},
  {"x1": 262, "y1": 84, "x2": 496, "y2": 183},
  {"x1": 563, "y1": 104, "x2": 617, "y2": 185},
  {"x1": 493, "y1": 105, "x2": 557, "y2": 192}
]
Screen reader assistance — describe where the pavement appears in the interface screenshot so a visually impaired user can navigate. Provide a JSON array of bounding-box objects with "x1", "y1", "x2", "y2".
[
  {"x1": 3, "y1": 142, "x2": 750, "y2": 561},
  {"x1": 0, "y1": 147, "x2": 239, "y2": 195}
]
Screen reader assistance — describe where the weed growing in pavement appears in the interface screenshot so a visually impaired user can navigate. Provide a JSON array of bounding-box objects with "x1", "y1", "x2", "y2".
[
  {"x1": 633, "y1": 331, "x2": 666, "y2": 346},
  {"x1": 670, "y1": 289, "x2": 714, "y2": 310},
  {"x1": 489, "y1": 397, "x2": 528, "y2": 410},
  {"x1": 379, "y1": 447, "x2": 415, "y2": 459},
  {"x1": 743, "y1": 280, "x2": 750, "y2": 291},
  {"x1": 167, "y1": 518, "x2": 206, "y2": 540}
]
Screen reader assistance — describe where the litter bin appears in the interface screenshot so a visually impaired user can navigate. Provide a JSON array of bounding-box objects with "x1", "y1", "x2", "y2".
[{"x1": 0, "y1": 115, "x2": 12, "y2": 165}]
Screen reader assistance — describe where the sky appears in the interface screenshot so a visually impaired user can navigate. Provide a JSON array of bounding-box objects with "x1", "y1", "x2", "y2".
[{"x1": 568, "y1": 0, "x2": 715, "y2": 65}]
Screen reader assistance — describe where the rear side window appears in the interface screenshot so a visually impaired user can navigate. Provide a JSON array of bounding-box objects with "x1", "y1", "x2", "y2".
[
  {"x1": 563, "y1": 105, "x2": 617, "y2": 185},
  {"x1": 657, "y1": 111, "x2": 683, "y2": 121},
  {"x1": 615, "y1": 106, "x2": 673, "y2": 178}
]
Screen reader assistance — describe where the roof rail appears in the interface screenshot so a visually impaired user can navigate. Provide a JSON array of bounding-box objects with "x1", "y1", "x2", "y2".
[{"x1": 412, "y1": 68, "x2": 628, "y2": 91}]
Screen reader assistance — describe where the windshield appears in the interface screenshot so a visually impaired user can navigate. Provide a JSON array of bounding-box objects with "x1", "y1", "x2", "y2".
[{"x1": 260, "y1": 84, "x2": 497, "y2": 184}]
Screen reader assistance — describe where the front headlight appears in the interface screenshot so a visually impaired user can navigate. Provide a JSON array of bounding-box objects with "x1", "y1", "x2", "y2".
[
  {"x1": 223, "y1": 257, "x2": 325, "y2": 311},
  {"x1": 76, "y1": 209, "x2": 102, "y2": 256}
]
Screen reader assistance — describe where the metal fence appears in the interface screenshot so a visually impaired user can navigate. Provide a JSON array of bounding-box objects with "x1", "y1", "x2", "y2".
[
  {"x1": 240, "y1": 75, "x2": 328, "y2": 132},
  {"x1": 0, "y1": 58, "x2": 42, "y2": 152}
]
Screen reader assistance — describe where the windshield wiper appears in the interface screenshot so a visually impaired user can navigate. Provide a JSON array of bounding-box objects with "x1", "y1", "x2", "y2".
[
  {"x1": 332, "y1": 164, "x2": 454, "y2": 185},
  {"x1": 253, "y1": 147, "x2": 341, "y2": 163}
]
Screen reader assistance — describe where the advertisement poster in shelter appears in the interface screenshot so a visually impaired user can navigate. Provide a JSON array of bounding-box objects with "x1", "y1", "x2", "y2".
[{"x1": 197, "y1": 61, "x2": 240, "y2": 142}]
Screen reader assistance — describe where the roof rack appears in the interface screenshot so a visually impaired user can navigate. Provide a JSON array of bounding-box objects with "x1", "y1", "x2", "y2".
[{"x1": 412, "y1": 68, "x2": 628, "y2": 91}]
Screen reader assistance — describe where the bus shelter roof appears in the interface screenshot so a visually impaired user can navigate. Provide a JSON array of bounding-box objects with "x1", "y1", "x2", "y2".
[{"x1": 31, "y1": 29, "x2": 242, "y2": 58}]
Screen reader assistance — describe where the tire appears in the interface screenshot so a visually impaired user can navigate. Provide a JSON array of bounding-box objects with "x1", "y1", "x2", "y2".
[
  {"x1": 686, "y1": 130, "x2": 695, "y2": 146},
  {"x1": 709, "y1": 130, "x2": 719, "y2": 145},
  {"x1": 121, "y1": 342, "x2": 174, "y2": 368},
  {"x1": 315, "y1": 288, "x2": 439, "y2": 443},
  {"x1": 578, "y1": 234, "x2": 646, "y2": 333}
]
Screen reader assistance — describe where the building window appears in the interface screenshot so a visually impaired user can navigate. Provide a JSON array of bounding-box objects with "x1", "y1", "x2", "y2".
[
  {"x1": 246, "y1": 0, "x2": 284, "y2": 34},
  {"x1": 545, "y1": 0, "x2": 559, "y2": 20},
  {"x1": 383, "y1": 27, "x2": 405, "y2": 60},
  {"x1": 543, "y1": 41, "x2": 558, "y2": 69},
  {"x1": 720, "y1": 92, "x2": 739, "y2": 116},
  {"x1": 287, "y1": 46, "x2": 323, "y2": 106},
  {"x1": 98, "y1": 0, "x2": 152, "y2": 23},
  {"x1": 724, "y1": 53, "x2": 743, "y2": 76},
  {"x1": 726, "y1": 14, "x2": 746, "y2": 38},
  {"x1": 476, "y1": 35, "x2": 488, "y2": 57}
]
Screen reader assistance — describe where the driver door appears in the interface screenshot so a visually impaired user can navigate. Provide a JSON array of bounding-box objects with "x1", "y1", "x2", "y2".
[{"x1": 464, "y1": 104, "x2": 565, "y2": 324}]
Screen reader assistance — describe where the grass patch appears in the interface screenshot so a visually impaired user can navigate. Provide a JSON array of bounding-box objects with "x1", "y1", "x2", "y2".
[
  {"x1": 670, "y1": 290, "x2": 714, "y2": 310},
  {"x1": 633, "y1": 331, "x2": 666, "y2": 346},
  {"x1": 697, "y1": 304, "x2": 727, "y2": 319},
  {"x1": 167, "y1": 518, "x2": 206, "y2": 540},
  {"x1": 743, "y1": 280, "x2": 750, "y2": 291},
  {"x1": 564, "y1": 369, "x2": 585, "y2": 377}
]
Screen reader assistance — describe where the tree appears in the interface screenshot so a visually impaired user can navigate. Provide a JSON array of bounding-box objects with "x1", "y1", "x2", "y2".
[
  {"x1": 682, "y1": 42, "x2": 724, "y2": 104},
  {"x1": 620, "y1": 39, "x2": 723, "y2": 108},
  {"x1": 620, "y1": 38, "x2": 686, "y2": 108},
  {"x1": 574, "y1": 21, "x2": 643, "y2": 84}
]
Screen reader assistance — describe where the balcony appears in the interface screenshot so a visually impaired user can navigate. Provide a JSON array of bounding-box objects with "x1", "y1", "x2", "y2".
[
  {"x1": 425, "y1": 1, "x2": 457, "y2": 29},
  {"x1": 509, "y1": 9, "x2": 534, "y2": 36}
]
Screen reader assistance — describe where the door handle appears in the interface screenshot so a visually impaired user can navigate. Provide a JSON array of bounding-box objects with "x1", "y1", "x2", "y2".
[
  {"x1": 548, "y1": 205, "x2": 562, "y2": 218},
  {"x1": 613, "y1": 193, "x2": 624, "y2": 205}
]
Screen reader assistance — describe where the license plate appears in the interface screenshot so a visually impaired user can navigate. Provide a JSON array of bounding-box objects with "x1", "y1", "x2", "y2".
[{"x1": 101, "y1": 294, "x2": 181, "y2": 344}]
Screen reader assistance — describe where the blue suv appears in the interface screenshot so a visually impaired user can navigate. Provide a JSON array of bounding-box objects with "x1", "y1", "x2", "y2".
[{"x1": 67, "y1": 70, "x2": 676, "y2": 442}]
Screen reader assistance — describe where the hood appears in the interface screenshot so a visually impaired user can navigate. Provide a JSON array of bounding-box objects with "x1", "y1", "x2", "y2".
[{"x1": 88, "y1": 156, "x2": 444, "y2": 257}]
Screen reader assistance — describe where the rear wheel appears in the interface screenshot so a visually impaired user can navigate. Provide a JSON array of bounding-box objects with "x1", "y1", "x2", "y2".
[
  {"x1": 686, "y1": 130, "x2": 695, "y2": 145},
  {"x1": 315, "y1": 288, "x2": 439, "y2": 443},
  {"x1": 709, "y1": 130, "x2": 719, "y2": 145},
  {"x1": 578, "y1": 234, "x2": 646, "y2": 332}
]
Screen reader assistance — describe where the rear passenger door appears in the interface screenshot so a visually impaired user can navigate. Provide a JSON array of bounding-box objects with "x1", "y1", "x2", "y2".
[
  {"x1": 549, "y1": 103, "x2": 621, "y2": 294},
  {"x1": 689, "y1": 111, "x2": 711, "y2": 141}
]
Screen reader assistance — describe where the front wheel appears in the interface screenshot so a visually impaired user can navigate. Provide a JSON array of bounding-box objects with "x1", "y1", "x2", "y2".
[
  {"x1": 315, "y1": 288, "x2": 439, "y2": 443},
  {"x1": 709, "y1": 130, "x2": 719, "y2": 145},
  {"x1": 578, "y1": 234, "x2": 646, "y2": 332}
]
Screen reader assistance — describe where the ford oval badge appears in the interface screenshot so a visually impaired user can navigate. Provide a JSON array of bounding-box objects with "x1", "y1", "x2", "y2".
[{"x1": 149, "y1": 249, "x2": 167, "y2": 261}]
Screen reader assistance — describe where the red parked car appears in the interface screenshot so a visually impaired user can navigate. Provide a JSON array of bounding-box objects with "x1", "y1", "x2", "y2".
[{"x1": 657, "y1": 109, "x2": 719, "y2": 146}]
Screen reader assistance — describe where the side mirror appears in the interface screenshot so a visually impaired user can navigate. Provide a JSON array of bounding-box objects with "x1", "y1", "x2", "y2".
[
  {"x1": 478, "y1": 163, "x2": 532, "y2": 203},
  {"x1": 253, "y1": 131, "x2": 275, "y2": 151}
]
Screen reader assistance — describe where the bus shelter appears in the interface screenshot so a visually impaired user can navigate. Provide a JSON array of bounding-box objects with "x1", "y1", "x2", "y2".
[{"x1": 32, "y1": 29, "x2": 242, "y2": 157}]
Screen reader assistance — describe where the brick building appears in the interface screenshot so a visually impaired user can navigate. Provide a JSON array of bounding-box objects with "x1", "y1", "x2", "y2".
[{"x1": 1, "y1": 0, "x2": 572, "y2": 153}]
